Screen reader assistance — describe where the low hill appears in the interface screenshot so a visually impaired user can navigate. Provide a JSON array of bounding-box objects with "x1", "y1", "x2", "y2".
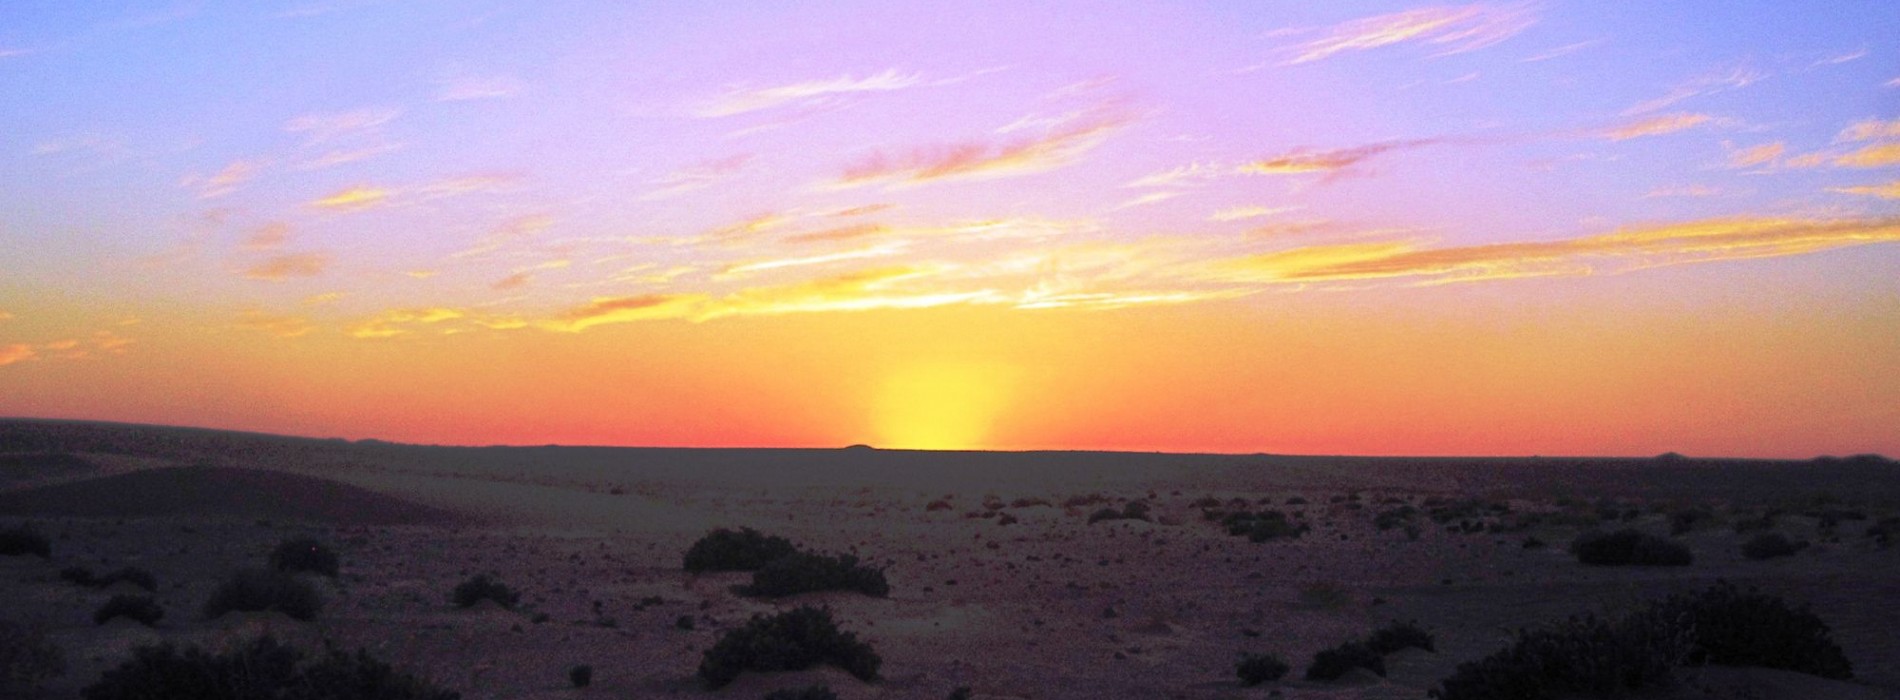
[{"x1": 0, "y1": 465, "x2": 459, "y2": 525}]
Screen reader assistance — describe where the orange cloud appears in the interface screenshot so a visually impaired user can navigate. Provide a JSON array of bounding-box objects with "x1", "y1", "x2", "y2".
[
  {"x1": 1837, "y1": 118, "x2": 1900, "y2": 142},
  {"x1": 243, "y1": 222, "x2": 291, "y2": 250},
  {"x1": 236, "y1": 310, "x2": 316, "y2": 338},
  {"x1": 1834, "y1": 143, "x2": 1900, "y2": 168},
  {"x1": 349, "y1": 308, "x2": 467, "y2": 339},
  {"x1": 836, "y1": 108, "x2": 1133, "y2": 187},
  {"x1": 541, "y1": 295, "x2": 703, "y2": 332},
  {"x1": 245, "y1": 252, "x2": 330, "y2": 281},
  {"x1": 1726, "y1": 142, "x2": 1784, "y2": 169},
  {"x1": 717, "y1": 243, "x2": 907, "y2": 278},
  {"x1": 1830, "y1": 180, "x2": 1900, "y2": 199},
  {"x1": 1237, "y1": 140, "x2": 1438, "y2": 175},
  {"x1": 1602, "y1": 113, "x2": 1712, "y2": 140},
  {"x1": 704, "y1": 266, "x2": 993, "y2": 319},
  {"x1": 0, "y1": 343, "x2": 34, "y2": 367},
  {"x1": 310, "y1": 186, "x2": 391, "y2": 210},
  {"x1": 1210, "y1": 206, "x2": 1299, "y2": 222},
  {"x1": 182, "y1": 160, "x2": 259, "y2": 199},
  {"x1": 492, "y1": 272, "x2": 532, "y2": 291},
  {"x1": 1287, "y1": 4, "x2": 1536, "y2": 64},
  {"x1": 784, "y1": 223, "x2": 891, "y2": 244}
]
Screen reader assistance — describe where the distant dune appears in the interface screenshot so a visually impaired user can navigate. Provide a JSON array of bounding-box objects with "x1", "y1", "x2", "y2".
[{"x1": 0, "y1": 465, "x2": 458, "y2": 525}]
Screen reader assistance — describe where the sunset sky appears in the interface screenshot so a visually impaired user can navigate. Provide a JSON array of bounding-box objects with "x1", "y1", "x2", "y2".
[{"x1": 2, "y1": 2, "x2": 1896, "y2": 456}]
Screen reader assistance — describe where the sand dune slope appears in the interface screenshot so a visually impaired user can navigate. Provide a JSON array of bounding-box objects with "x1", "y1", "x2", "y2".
[{"x1": 0, "y1": 465, "x2": 459, "y2": 525}]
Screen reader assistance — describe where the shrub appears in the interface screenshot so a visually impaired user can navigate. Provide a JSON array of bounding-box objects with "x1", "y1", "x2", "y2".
[
  {"x1": 1569, "y1": 529, "x2": 1692, "y2": 566},
  {"x1": 1235, "y1": 652, "x2": 1289, "y2": 686},
  {"x1": 450, "y1": 574, "x2": 519, "y2": 610},
  {"x1": 1087, "y1": 503, "x2": 1149, "y2": 524},
  {"x1": 1740, "y1": 533, "x2": 1808, "y2": 560},
  {"x1": 269, "y1": 538, "x2": 340, "y2": 577},
  {"x1": 204, "y1": 569, "x2": 322, "y2": 621},
  {"x1": 683, "y1": 528, "x2": 798, "y2": 573},
  {"x1": 1647, "y1": 580, "x2": 1851, "y2": 678},
  {"x1": 1869, "y1": 517, "x2": 1900, "y2": 546},
  {"x1": 742, "y1": 551, "x2": 889, "y2": 598},
  {"x1": 568, "y1": 664, "x2": 592, "y2": 688},
  {"x1": 61, "y1": 566, "x2": 98, "y2": 586},
  {"x1": 1305, "y1": 640, "x2": 1385, "y2": 681},
  {"x1": 1374, "y1": 506, "x2": 1418, "y2": 531},
  {"x1": 0, "y1": 524, "x2": 50, "y2": 558},
  {"x1": 1667, "y1": 507, "x2": 1715, "y2": 535},
  {"x1": 1217, "y1": 510, "x2": 1308, "y2": 542},
  {"x1": 697, "y1": 606, "x2": 880, "y2": 689},
  {"x1": 1366, "y1": 620, "x2": 1435, "y2": 654},
  {"x1": 0, "y1": 620, "x2": 65, "y2": 697},
  {"x1": 95, "y1": 595, "x2": 165, "y2": 627},
  {"x1": 83, "y1": 636, "x2": 459, "y2": 700},
  {"x1": 764, "y1": 684, "x2": 838, "y2": 700},
  {"x1": 62, "y1": 566, "x2": 157, "y2": 592}
]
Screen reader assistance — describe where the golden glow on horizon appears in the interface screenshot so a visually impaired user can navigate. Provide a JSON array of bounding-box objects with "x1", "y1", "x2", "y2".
[{"x1": 873, "y1": 362, "x2": 1016, "y2": 450}]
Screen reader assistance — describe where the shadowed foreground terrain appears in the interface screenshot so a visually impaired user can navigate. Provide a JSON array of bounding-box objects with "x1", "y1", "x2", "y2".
[{"x1": 2, "y1": 419, "x2": 1897, "y2": 699}]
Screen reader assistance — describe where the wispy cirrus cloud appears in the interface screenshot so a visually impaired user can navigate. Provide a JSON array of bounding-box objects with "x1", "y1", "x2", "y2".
[
  {"x1": 1726, "y1": 142, "x2": 1784, "y2": 169},
  {"x1": 696, "y1": 69, "x2": 920, "y2": 118},
  {"x1": 1835, "y1": 143, "x2": 1900, "y2": 168},
  {"x1": 180, "y1": 160, "x2": 260, "y2": 199},
  {"x1": 284, "y1": 108, "x2": 399, "y2": 144},
  {"x1": 640, "y1": 154, "x2": 753, "y2": 200},
  {"x1": 310, "y1": 186, "x2": 392, "y2": 211},
  {"x1": 0, "y1": 344, "x2": 33, "y2": 367},
  {"x1": 1285, "y1": 4, "x2": 1536, "y2": 64},
  {"x1": 435, "y1": 74, "x2": 524, "y2": 102},
  {"x1": 245, "y1": 252, "x2": 331, "y2": 281},
  {"x1": 1210, "y1": 205, "x2": 1299, "y2": 222},
  {"x1": 540, "y1": 295, "x2": 704, "y2": 332},
  {"x1": 1600, "y1": 113, "x2": 1712, "y2": 141},
  {"x1": 1625, "y1": 63, "x2": 1765, "y2": 115},
  {"x1": 833, "y1": 106, "x2": 1135, "y2": 188},
  {"x1": 1830, "y1": 181, "x2": 1900, "y2": 199},
  {"x1": 349, "y1": 307, "x2": 467, "y2": 339},
  {"x1": 1838, "y1": 118, "x2": 1900, "y2": 143},
  {"x1": 236, "y1": 309, "x2": 316, "y2": 338},
  {"x1": 1237, "y1": 139, "x2": 1441, "y2": 175}
]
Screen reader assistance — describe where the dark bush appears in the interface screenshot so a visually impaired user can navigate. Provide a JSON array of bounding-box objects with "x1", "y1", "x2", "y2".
[
  {"x1": 763, "y1": 684, "x2": 838, "y2": 700},
  {"x1": 1569, "y1": 529, "x2": 1692, "y2": 566},
  {"x1": 269, "y1": 538, "x2": 340, "y2": 577},
  {"x1": 0, "y1": 620, "x2": 65, "y2": 697},
  {"x1": 100, "y1": 567, "x2": 157, "y2": 592},
  {"x1": 1215, "y1": 510, "x2": 1308, "y2": 542},
  {"x1": 1668, "y1": 507, "x2": 1716, "y2": 535},
  {"x1": 698, "y1": 606, "x2": 880, "y2": 689},
  {"x1": 568, "y1": 664, "x2": 592, "y2": 688},
  {"x1": 741, "y1": 551, "x2": 888, "y2": 598},
  {"x1": 450, "y1": 574, "x2": 519, "y2": 610},
  {"x1": 83, "y1": 636, "x2": 459, "y2": 700},
  {"x1": 1086, "y1": 503, "x2": 1149, "y2": 524},
  {"x1": 1648, "y1": 580, "x2": 1851, "y2": 678},
  {"x1": 1366, "y1": 620, "x2": 1435, "y2": 654},
  {"x1": 1305, "y1": 640, "x2": 1385, "y2": 681},
  {"x1": 61, "y1": 566, "x2": 97, "y2": 586},
  {"x1": 683, "y1": 528, "x2": 799, "y2": 573},
  {"x1": 1374, "y1": 506, "x2": 1418, "y2": 531},
  {"x1": 94, "y1": 595, "x2": 164, "y2": 627},
  {"x1": 0, "y1": 524, "x2": 50, "y2": 558},
  {"x1": 1235, "y1": 652, "x2": 1289, "y2": 686},
  {"x1": 204, "y1": 569, "x2": 322, "y2": 621},
  {"x1": 1740, "y1": 533, "x2": 1808, "y2": 560}
]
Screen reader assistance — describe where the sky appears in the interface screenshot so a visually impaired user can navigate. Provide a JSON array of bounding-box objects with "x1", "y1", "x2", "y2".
[{"x1": 1, "y1": 1, "x2": 1896, "y2": 456}]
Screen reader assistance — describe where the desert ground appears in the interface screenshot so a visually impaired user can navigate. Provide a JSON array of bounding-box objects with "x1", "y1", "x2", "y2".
[{"x1": 2, "y1": 419, "x2": 1898, "y2": 699}]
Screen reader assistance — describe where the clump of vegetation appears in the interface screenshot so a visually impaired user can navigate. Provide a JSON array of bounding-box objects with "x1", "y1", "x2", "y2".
[
  {"x1": 1366, "y1": 620, "x2": 1436, "y2": 654},
  {"x1": 269, "y1": 538, "x2": 340, "y2": 577},
  {"x1": 1086, "y1": 501, "x2": 1150, "y2": 524},
  {"x1": 1430, "y1": 581, "x2": 1849, "y2": 700},
  {"x1": 1374, "y1": 506, "x2": 1418, "y2": 531},
  {"x1": 698, "y1": 606, "x2": 879, "y2": 689},
  {"x1": 94, "y1": 595, "x2": 165, "y2": 627},
  {"x1": 1731, "y1": 510, "x2": 1781, "y2": 534},
  {"x1": 61, "y1": 566, "x2": 158, "y2": 592},
  {"x1": 1426, "y1": 499, "x2": 1511, "y2": 525},
  {"x1": 742, "y1": 551, "x2": 888, "y2": 598},
  {"x1": 1869, "y1": 517, "x2": 1900, "y2": 547},
  {"x1": 764, "y1": 684, "x2": 838, "y2": 700},
  {"x1": 568, "y1": 664, "x2": 592, "y2": 688},
  {"x1": 1235, "y1": 652, "x2": 1289, "y2": 686},
  {"x1": 83, "y1": 636, "x2": 459, "y2": 700},
  {"x1": 203, "y1": 569, "x2": 322, "y2": 621},
  {"x1": 1305, "y1": 640, "x2": 1386, "y2": 681},
  {"x1": 1208, "y1": 509, "x2": 1308, "y2": 542},
  {"x1": 683, "y1": 528, "x2": 800, "y2": 573},
  {"x1": 0, "y1": 523, "x2": 51, "y2": 559},
  {"x1": 450, "y1": 574, "x2": 519, "y2": 610},
  {"x1": 1741, "y1": 533, "x2": 1808, "y2": 560},
  {"x1": 1569, "y1": 529, "x2": 1692, "y2": 566},
  {"x1": 0, "y1": 620, "x2": 65, "y2": 697},
  {"x1": 1667, "y1": 507, "x2": 1717, "y2": 535}
]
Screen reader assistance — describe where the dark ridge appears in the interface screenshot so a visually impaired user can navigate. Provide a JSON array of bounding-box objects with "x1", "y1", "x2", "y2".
[{"x1": 0, "y1": 466, "x2": 458, "y2": 525}]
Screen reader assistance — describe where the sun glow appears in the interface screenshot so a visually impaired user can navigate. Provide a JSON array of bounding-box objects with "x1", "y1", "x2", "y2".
[{"x1": 872, "y1": 362, "x2": 1015, "y2": 450}]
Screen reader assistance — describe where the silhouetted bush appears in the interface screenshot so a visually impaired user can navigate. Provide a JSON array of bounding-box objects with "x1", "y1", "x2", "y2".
[
  {"x1": 741, "y1": 552, "x2": 888, "y2": 598},
  {"x1": 64, "y1": 566, "x2": 157, "y2": 592},
  {"x1": 1374, "y1": 506, "x2": 1418, "y2": 531},
  {"x1": 568, "y1": 664, "x2": 592, "y2": 688},
  {"x1": 1217, "y1": 510, "x2": 1309, "y2": 542},
  {"x1": 0, "y1": 620, "x2": 65, "y2": 697},
  {"x1": 94, "y1": 595, "x2": 164, "y2": 627},
  {"x1": 1668, "y1": 507, "x2": 1716, "y2": 535},
  {"x1": 1305, "y1": 640, "x2": 1385, "y2": 681},
  {"x1": 1366, "y1": 620, "x2": 1436, "y2": 654},
  {"x1": 1569, "y1": 529, "x2": 1692, "y2": 566},
  {"x1": 1870, "y1": 517, "x2": 1900, "y2": 546},
  {"x1": 83, "y1": 636, "x2": 459, "y2": 700},
  {"x1": 204, "y1": 569, "x2": 322, "y2": 621},
  {"x1": 60, "y1": 566, "x2": 96, "y2": 586},
  {"x1": 684, "y1": 528, "x2": 800, "y2": 573},
  {"x1": 1430, "y1": 581, "x2": 1849, "y2": 700},
  {"x1": 1235, "y1": 652, "x2": 1289, "y2": 686},
  {"x1": 269, "y1": 538, "x2": 339, "y2": 577},
  {"x1": 763, "y1": 684, "x2": 838, "y2": 700},
  {"x1": 0, "y1": 524, "x2": 50, "y2": 558},
  {"x1": 1740, "y1": 533, "x2": 1808, "y2": 560},
  {"x1": 1087, "y1": 502, "x2": 1150, "y2": 524},
  {"x1": 698, "y1": 606, "x2": 879, "y2": 689},
  {"x1": 450, "y1": 574, "x2": 519, "y2": 610}
]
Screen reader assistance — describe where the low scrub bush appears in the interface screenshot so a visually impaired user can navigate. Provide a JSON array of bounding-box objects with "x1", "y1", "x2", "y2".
[
  {"x1": 742, "y1": 551, "x2": 888, "y2": 598},
  {"x1": 568, "y1": 664, "x2": 592, "y2": 688},
  {"x1": 1649, "y1": 580, "x2": 1851, "y2": 678},
  {"x1": 63, "y1": 566, "x2": 157, "y2": 592},
  {"x1": 83, "y1": 636, "x2": 459, "y2": 700},
  {"x1": 0, "y1": 619, "x2": 65, "y2": 697},
  {"x1": 204, "y1": 569, "x2": 322, "y2": 621},
  {"x1": 1374, "y1": 506, "x2": 1418, "y2": 531},
  {"x1": 94, "y1": 595, "x2": 165, "y2": 627},
  {"x1": 1214, "y1": 510, "x2": 1309, "y2": 542},
  {"x1": 1569, "y1": 529, "x2": 1692, "y2": 566},
  {"x1": 698, "y1": 606, "x2": 880, "y2": 689},
  {"x1": 764, "y1": 685, "x2": 838, "y2": 700},
  {"x1": 1870, "y1": 517, "x2": 1900, "y2": 546},
  {"x1": 1366, "y1": 620, "x2": 1435, "y2": 654},
  {"x1": 269, "y1": 538, "x2": 340, "y2": 577},
  {"x1": 1305, "y1": 640, "x2": 1386, "y2": 681},
  {"x1": 1740, "y1": 533, "x2": 1808, "y2": 560},
  {"x1": 1235, "y1": 652, "x2": 1289, "y2": 686},
  {"x1": 0, "y1": 524, "x2": 50, "y2": 558},
  {"x1": 450, "y1": 574, "x2": 519, "y2": 610},
  {"x1": 683, "y1": 528, "x2": 799, "y2": 573},
  {"x1": 1086, "y1": 502, "x2": 1150, "y2": 524}
]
